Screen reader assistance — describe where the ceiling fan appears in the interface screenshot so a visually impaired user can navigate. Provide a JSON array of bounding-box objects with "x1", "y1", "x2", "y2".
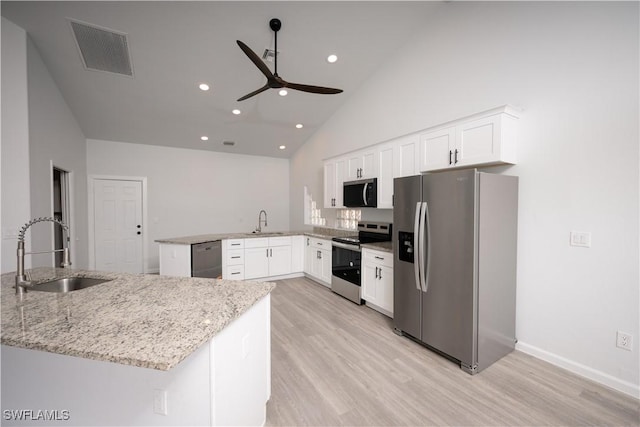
[{"x1": 236, "y1": 18, "x2": 343, "y2": 102}]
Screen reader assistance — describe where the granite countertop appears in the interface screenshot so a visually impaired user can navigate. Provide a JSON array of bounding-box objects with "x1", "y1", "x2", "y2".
[
  {"x1": 1, "y1": 268, "x2": 274, "y2": 371},
  {"x1": 156, "y1": 228, "x2": 352, "y2": 245},
  {"x1": 361, "y1": 241, "x2": 393, "y2": 253}
]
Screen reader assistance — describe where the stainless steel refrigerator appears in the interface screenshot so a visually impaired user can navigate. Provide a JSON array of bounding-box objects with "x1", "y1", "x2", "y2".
[{"x1": 393, "y1": 169, "x2": 518, "y2": 374}]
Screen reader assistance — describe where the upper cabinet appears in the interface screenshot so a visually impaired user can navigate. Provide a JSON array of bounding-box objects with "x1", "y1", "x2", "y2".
[
  {"x1": 419, "y1": 107, "x2": 519, "y2": 172},
  {"x1": 322, "y1": 105, "x2": 519, "y2": 209},
  {"x1": 346, "y1": 149, "x2": 377, "y2": 181},
  {"x1": 324, "y1": 158, "x2": 346, "y2": 208}
]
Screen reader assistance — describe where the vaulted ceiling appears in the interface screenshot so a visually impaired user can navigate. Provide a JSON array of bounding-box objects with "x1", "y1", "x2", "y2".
[{"x1": 2, "y1": 1, "x2": 439, "y2": 158}]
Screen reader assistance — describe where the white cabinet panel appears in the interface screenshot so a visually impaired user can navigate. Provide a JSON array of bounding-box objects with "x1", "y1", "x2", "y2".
[
  {"x1": 305, "y1": 237, "x2": 332, "y2": 286},
  {"x1": 291, "y1": 235, "x2": 304, "y2": 273},
  {"x1": 244, "y1": 247, "x2": 270, "y2": 280},
  {"x1": 324, "y1": 158, "x2": 346, "y2": 208},
  {"x1": 269, "y1": 245, "x2": 292, "y2": 277},
  {"x1": 377, "y1": 143, "x2": 395, "y2": 209},
  {"x1": 396, "y1": 134, "x2": 419, "y2": 177},
  {"x1": 362, "y1": 248, "x2": 393, "y2": 317},
  {"x1": 419, "y1": 126, "x2": 456, "y2": 172},
  {"x1": 159, "y1": 244, "x2": 191, "y2": 277}
]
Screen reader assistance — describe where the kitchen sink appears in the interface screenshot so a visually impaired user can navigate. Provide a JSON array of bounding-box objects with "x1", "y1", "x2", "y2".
[
  {"x1": 250, "y1": 231, "x2": 288, "y2": 236},
  {"x1": 28, "y1": 277, "x2": 112, "y2": 293}
]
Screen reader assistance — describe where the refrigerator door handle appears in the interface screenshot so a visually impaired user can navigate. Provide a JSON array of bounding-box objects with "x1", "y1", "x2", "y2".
[
  {"x1": 419, "y1": 202, "x2": 428, "y2": 292},
  {"x1": 413, "y1": 202, "x2": 422, "y2": 291},
  {"x1": 423, "y1": 201, "x2": 431, "y2": 293}
]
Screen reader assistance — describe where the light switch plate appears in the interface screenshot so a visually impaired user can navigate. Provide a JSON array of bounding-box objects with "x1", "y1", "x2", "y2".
[
  {"x1": 153, "y1": 389, "x2": 168, "y2": 415},
  {"x1": 570, "y1": 231, "x2": 591, "y2": 248}
]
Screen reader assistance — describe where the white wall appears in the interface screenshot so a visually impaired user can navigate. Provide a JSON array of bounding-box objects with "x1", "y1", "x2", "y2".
[
  {"x1": 26, "y1": 37, "x2": 89, "y2": 269},
  {"x1": 290, "y1": 2, "x2": 639, "y2": 396},
  {"x1": 87, "y1": 139, "x2": 290, "y2": 272},
  {"x1": 1, "y1": 18, "x2": 31, "y2": 273}
]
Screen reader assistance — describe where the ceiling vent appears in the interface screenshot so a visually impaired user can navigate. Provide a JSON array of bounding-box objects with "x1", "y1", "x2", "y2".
[{"x1": 69, "y1": 19, "x2": 134, "y2": 77}]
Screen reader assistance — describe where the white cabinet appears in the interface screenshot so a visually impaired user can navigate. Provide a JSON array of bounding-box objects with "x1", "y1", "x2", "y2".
[
  {"x1": 223, "y1": 239, "x2": 246, "y2": 280},
  {"x1": 305, "y1": 237, "x2": 332, "y2": 286},
  {"x1": 291, "y1": 235, "x2": 304, "y2": 273},
  {"x1": 346, "y1": 149, "x2": 377, "y2": 181},
  {"x1": 377, "y1": 143, "x2": 395, "y2": 209},
  {"x1": 395, "y1": 134, "x2": 420, "y2": 178},
  {"x1": 362, "y1": 248, "x2": 393, "y2": 317},
  {"x1": 244, "y1": 237, "x2": 292, "y2": 280},
  {"x1": 324, "y1": 158, "x2": 346, "y2": 208},
  {"x1": 419, "y1": 109, "x2": 518, "y2": 172}
]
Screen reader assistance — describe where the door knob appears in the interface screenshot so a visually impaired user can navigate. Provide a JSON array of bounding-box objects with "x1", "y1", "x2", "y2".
[
  {"x1": 137, "y1": 225, "x2": 141, "y2": 228},
  {"x1": 137, "y1": 231, "x2": 141, "y2": 235}
]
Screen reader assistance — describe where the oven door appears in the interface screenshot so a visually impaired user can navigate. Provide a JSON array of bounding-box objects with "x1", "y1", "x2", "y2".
[{"x1": 331, "y1": 242, "x2": 361, "y2": 286}]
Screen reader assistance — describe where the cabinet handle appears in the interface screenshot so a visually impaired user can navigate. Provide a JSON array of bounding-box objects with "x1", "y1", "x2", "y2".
[
  {"x1": 375, "y1": 266, "x2": 379, "y2": 279},
  {"x1": 266, "y1": 248, "x2": 269, "y2": 257},
  {"x1": 374, "y1": 256, "x2": 384, "y2": 260},
  {"x1": 317, "y1": 242, "x2": 323, "y2": 246},
  {"x1": 231, "y1": 256, "x2": 241, "y2": 259},
  {"x1": 317, "y1": 250, "x2": 321, "y2": 259},
  {"x1": 231, "y1": 272, "x2": 240, "y2": 275},
  {"x1": 307, "y1": 238, "x2": 310, "y2": 246},
  {"x1": 270, "y1": 248, "x2": 273, "y2": 257},
  {"x1": 232, "y1": 243, "x2": 241, "y2": 246},
  {"x1": 454, "y1": 149, "x2": 459, "y2": 164},
  {"x1": 449, "y1": 150, "x2": 453, "y2": 165},
  {"x1": 379, "y1": 268, "x2": 382, "y2": 280}
]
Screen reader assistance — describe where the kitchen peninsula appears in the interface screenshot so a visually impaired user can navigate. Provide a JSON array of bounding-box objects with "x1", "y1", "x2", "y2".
[{"x1": 0, "y1": 267, "x2": 274, "y2": 426}]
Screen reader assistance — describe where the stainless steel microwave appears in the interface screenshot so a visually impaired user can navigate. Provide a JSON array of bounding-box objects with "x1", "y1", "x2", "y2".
[{"x1": 343, "y1": 178, "x2": 377, "y2": 208}]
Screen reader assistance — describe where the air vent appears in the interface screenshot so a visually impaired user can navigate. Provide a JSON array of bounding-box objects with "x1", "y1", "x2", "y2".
[
  {"x1": 69, "y1": 19, "x2": 134, "y2": 77},
  {"x1": 223, "y1": 141, "x2": 236, "y2": 146},
  {"x1": 262, "y1": 49, "x2": 278, "y2": 63}
]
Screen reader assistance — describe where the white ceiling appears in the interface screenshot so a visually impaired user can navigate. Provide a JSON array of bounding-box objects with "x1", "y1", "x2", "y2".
[{"x1": 2, "y1": 1, "x2": 439, "y2": 158}]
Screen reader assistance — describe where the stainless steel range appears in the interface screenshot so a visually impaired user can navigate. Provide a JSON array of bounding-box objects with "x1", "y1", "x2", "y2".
[{"x1": 331, "y1": 221, "x2": 392, "y2": 304}]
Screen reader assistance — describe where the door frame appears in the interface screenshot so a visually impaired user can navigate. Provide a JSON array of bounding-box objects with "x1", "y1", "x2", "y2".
[
  {"x1": 49, "y1": 160, "x2": 74, "y2": 268},
  {"x1": 88, "y1": 175, "x2": 148, "y2": 273}
]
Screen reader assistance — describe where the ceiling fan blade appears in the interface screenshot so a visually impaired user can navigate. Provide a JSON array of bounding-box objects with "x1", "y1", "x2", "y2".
[
  {"x1": 236, "y1": 40, "x2": 275, "y2": 80},
  {"x1": 237, "y1": 84, "x2": 270, "y2": 102},
  {"x1": 283, "y1": 81, "x2": 343, "y2": 95}
]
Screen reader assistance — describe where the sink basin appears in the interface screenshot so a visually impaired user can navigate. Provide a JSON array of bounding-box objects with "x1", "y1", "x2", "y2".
[
  {"x1": 249, "y1": 231, "x2": 287, "y2": 236},
  {"x1": 29, "y1": 277, "x2": 112, "y2": 293}
]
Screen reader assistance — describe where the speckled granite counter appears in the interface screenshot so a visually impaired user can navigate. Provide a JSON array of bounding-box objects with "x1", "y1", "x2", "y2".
[
  {"x1": 0, "y1": 267, "x2": 274, "y2": 370},
  {"x1": 156, "y1": 227, "x2": 355, "y2": 245},
  {"x1": 361, "y1": 241, "x2": 393, "y2": 253}
]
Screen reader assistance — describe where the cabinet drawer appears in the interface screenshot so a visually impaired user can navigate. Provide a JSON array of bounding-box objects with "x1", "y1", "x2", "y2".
[
  {"x1": 226, "y1": 265, "x2": 245, "y2": 280},
  {"x1": 310, "y1": 238, "x2": 330, "y2": 250},
  {"x1": 268, "y1": 236, "x2": 292, "y2": 247},
  {"x1": 226, "y1": 249, "x2": 244, "y2": 266},
  {"x1": 226, "y1": 239, "x2": 245, "y2": 250},
  {"x1": 363, "y1": 248, "x2": 393, "y2": 268},
  {"x1": 245, "y1": 237, "x2": 269, "y2": 248}
]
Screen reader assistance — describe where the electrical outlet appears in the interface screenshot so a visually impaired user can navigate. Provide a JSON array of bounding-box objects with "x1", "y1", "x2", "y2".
[
  {"x1": 570, "y1": 231, "x2": 591, "y2": 248},
  {"x1": 616, "y1": 331, "x2": 633, "y2": 351},
  {"x1": 153, "y1": 389, "x2": 168, "y2": 415}
]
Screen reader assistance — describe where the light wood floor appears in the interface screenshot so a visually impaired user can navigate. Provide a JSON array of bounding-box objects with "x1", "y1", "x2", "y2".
[{"x1": 265, "y1": 277, "x2": 639, "y2": 426}]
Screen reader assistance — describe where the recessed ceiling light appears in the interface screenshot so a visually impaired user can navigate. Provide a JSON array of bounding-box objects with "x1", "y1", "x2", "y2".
[
  {"x1": 295, "y1": 123, "x2": 303, "y2": 129},
  {"x1": 232, "y1": 109, "x2": 241, "y2": 115},
  {"x1": 279, "y1": 145, "x2": 286, "y2": 150},
  {"x1": 199, "y1": 83, "x2": 210, "y2": 91},
  {"x1": 327, "y1": 54, "x2": 338, "y2": 63},
  {"x1": 279, "y1": 89, "x2": 288, "y2": 96},
  {"x1": 200, "y1": 136, "x2": 209, "y2": 141}
]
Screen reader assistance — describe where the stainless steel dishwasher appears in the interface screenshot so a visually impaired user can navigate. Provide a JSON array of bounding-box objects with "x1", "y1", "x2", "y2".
[{"x1": 191, "y1": 241, "x2": 222, "y2": 278}]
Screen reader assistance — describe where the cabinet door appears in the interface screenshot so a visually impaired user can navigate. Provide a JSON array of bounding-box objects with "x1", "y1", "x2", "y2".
[
  {"x1": 455, "y1": 114, "x2": 501, "y2": 167},
  {"x1": 361, "y1": 261, "x2": 379, "y2": 305},
  {"x1": 419, "y1": 127, "x2": 455, "y2": 172},
  {"x1": 378, "y1": 265, "x2": 394, "y2": 315},
  {"x1": 291, "y1": 236, "x2": 304, "y2": 273},
  {"x1": 324, "y1": 161, "x2": 336, "y2": 208},
  {"x1": 319, "y1": 249, "x2": 332, "y2": 284},
  {"x1": 347, "y1": 155, "x2": 362, "y2": 180},
  {"x1": 304, "y1": 237, "x2": 313, "y2": 275},
  {"x1": 377, "y1": 144, "x2": 394, "y2": 209},
  {"x1": 361, "y1": 150, "x2": 377, "y2": 179},
  {"x1": 310, "y1": 249, "x2": 323, "y2": 280},
  {"x1": 334, "y1": 159, "x2": 346, "y2": 208},
  {"x1": 269, "y1": 245, "x2": 292, "y2": 276},
  {"x1": 244, "y1": 247, "x2": 269, "y2": 279},
  {"x1": 395, "y1": 134, "x2": 419, "y2": 177}
]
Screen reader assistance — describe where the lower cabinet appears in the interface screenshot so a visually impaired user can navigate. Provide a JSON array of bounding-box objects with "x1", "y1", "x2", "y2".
[
  {"x1": 223, "y1": 236, "x2": 304, "y2": 281},
  {"x1": 361, "y1": 248, "x2": 393, "y2": 317},
  {"x1": 304, "y1": 237, "x2": 332, "y2": 286}
]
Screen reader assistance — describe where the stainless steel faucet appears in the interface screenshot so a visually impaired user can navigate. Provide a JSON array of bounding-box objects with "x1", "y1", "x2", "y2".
[
  {"x1": 256, "y1": 210, "x2": 268, "y2": 233},
  {"x1": 16, "y1": 217, "x2": 71, "y2": 296}
]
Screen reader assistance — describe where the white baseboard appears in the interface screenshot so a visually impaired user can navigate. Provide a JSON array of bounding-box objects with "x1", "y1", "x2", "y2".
[{"x1": 516, "y1": 341, "x2": 639, "y2": 399}]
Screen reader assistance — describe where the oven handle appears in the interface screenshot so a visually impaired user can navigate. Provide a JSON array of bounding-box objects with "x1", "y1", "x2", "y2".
[{"x1": 332, "y1": 241, "x2": 361, "y2": 252}]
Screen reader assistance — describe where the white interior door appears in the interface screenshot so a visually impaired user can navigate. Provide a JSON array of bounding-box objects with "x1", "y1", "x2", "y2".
[{"x1": 94, "y1": 179, "x2": 143, "y2": 273}]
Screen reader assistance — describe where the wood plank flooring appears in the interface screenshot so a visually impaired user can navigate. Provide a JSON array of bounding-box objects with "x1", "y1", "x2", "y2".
[{"x1": 266, "y1": 277, "x2": 639, "y2": 426}]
